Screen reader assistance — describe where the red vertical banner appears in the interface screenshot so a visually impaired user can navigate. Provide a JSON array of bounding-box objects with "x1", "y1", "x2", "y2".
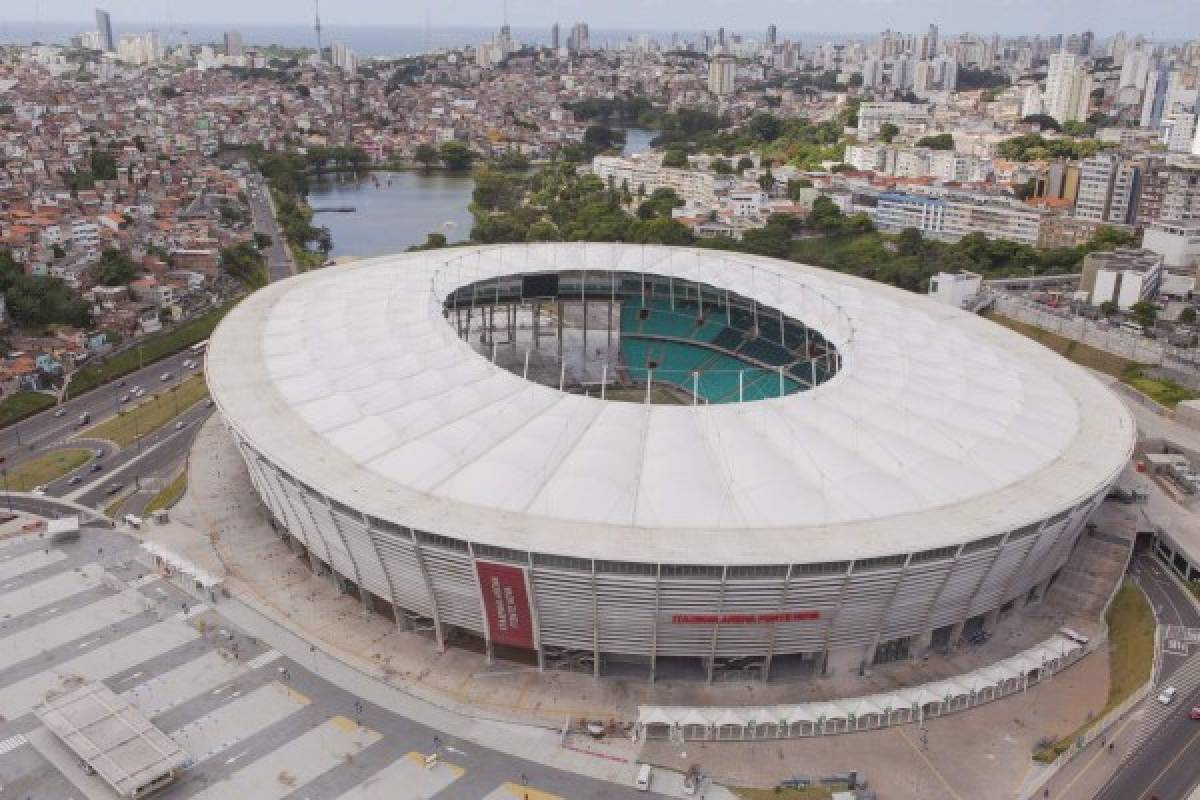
[{"x1": 475, "y1": 560, "x2": 536, "y2": 649}]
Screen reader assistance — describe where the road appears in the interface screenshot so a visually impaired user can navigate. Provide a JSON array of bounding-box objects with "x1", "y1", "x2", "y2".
[
  {"x1": 1094, "y1": 553, "x2": 1200, "y2": 800},
  {"x1": 246, "y1": 175, "x2": 296, "y2": 283},
  {"x1": 1, "y1": 353, "x2": 203, "y2": 461}
]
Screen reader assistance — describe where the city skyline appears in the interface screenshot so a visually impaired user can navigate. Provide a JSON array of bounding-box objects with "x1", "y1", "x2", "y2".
[{"x1": 8, "y1": 0, "x2": 1200, "y2": 39}]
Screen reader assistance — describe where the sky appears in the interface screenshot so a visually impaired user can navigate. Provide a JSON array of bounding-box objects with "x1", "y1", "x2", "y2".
[{"x1": 13, "y1": 0, "x2": 1200, "y2": 38}]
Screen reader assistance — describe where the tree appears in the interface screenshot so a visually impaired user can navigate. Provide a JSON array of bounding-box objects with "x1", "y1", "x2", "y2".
[
  {"x1": 1090, "y1": 225, "x2": 1136, "y2": 251},
  {"x1": 916, "y1": 133, "x2": 954, "y2": 150},
  {"x1": 711, "y1": 159, "x2": 734, "y2": 175},
  {"x1": 747, "y1": 112, "x2": 783, "y2": 142},
  {"x1": 878, "y1": 122, "x2": 899, "y2": 143},
  {"x1": 662, "y1": 148, "x2": 688, "y2": 168},
  {"x1": 438, "y1": 140, "x2": 475, "y2": 171},
  {"x1": 414, "y1": 143, "x2": 439, "y2": 169},
  {"x1": 90, "y1": 150, "x2": 117, "y2": 181},
  {"x1": 525, "y1": 219, "x2": 560, "y2": 242},
  {"x1": 1098, "y1": 300, "x2": 1118, "y2": 317},
  {"x1": 94, "y1": 248, "x2": 137, "y2": 285},
  {"x1": 758, "y1": 171, "x2": 776, "y2": 192},
  {"x1": 637, "y1": 188, "x2": 684, "y2": 220},
  {"x1": 736, "y1": 156, "x2": 755, "y2": 174},
  {"x1": 51, "y1": 244, "x2": 65, "y2": 259},
  {"x1": 1180, "y1": 307, "x2": 1197, "y2": 325},
  {"x1": 472, "y1": 168, "x2": 524, "y2": 212},
  {"x1": 253, "y1": 232, "x2": 273, "y2": 249},
  {"x1": 1020, "y1": 114, "x2": 1063, "y2": 133},
  {"x1": 1130, "y1": 301, "x2": 1158, "y2": 329},
  {"x1": 219, "y1": 241, "x2": 265, "y2": 284},
  {"x1": 496, "y1": 149, "x2": 530, "y2": 170}
]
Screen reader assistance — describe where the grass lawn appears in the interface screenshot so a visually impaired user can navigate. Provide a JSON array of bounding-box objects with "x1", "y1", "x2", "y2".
[
  {"x1": 145, "y1": 471, "x2": 187, "y2": 512},
  {"x1": 1033, "y1": 581, "x2": 1154, "y2": 762},
  {"x1": 1121, "y1": 367, "x2": 1200, "y2": 409},
  {"x1": 3, "y1": 448, "x2": 91, "y2": 492},
  {"x1": 66, "y1": 303, "x2": 235, "y2": 399},
  {"x1": 80, "y1": 375, "x2": 209, "y2": 447},
  {"x1": 0, "y1": 392, "x2": 56, "y2": 428}
]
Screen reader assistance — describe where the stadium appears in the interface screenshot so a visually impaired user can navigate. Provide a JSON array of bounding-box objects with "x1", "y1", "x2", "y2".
[{"x1": 206, "y1": 243, "x2": 1135, "y2": 682}]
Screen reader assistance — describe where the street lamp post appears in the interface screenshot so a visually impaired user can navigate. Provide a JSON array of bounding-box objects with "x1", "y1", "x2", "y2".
[{"x1": 0, "y1": 461, "x2": 10, "y2": 513}]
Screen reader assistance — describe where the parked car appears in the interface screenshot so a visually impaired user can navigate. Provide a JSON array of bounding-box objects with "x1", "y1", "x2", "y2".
[
  {"x1": 53, "y1": 408, "x2": 66, "y2": 418},
  {"x1": 634, "y1": 764, "x2": 652, "y2": 792},
  {"x1": 120, "y1": 394, "x2": 129, "y2": 403},
  {"x1": 1158, "y1": 686, "x2": 1178, "y2": 705},
  {"x1": 1190, "y1": 706, "x2": 1200, "y2": 720}
]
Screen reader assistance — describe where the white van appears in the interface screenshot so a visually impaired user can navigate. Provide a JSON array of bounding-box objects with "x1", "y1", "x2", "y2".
[
  {"x1": 123, "y1": 514, "x2": 143, "y2": 529},
  {"x1": 635, "y1": 763, "x2": 652, "y2": 791}
]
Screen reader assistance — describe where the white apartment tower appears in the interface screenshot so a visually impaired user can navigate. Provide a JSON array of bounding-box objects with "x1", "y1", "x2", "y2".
[
  {"x1": 1043, "y1": 52, "x2": 1091, "y2": 124},
  {"x1": 708, "y1": 54, "x2": 736, "y2": 96}
]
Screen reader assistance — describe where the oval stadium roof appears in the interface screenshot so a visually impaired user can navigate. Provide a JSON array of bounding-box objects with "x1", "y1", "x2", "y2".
[{"x1": 207, "y1": 243, "x2": 1135, "y2": 564}]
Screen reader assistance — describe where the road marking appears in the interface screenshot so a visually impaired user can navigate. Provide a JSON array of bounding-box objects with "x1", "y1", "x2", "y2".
[
  {"x1": 1134, "y1": 724, "x2": 1200, "y2": 800},
  {"x1": 0, "y1": 734, "x2": 27, "y2": 755},
  {"x1": 334, "y1": 753, "x2": 464, "y2": 800},
  {"x1": 245, "y1": 649, "x2": 281, "y2": 671},
  {"x1": 169, "y1": 681, "x2": 309, "y2": 763},
  {"x1": 124, "y1": 650, "x2": 244, "y2": 718},
  {"x1": 0, "y1": 618, "x2": 198, "y2": 718},
  {"x1": 0, "y1": 589, "x2": 149, "y2": 672},
  {"x1": 188, "y1": 716, "x2": 382, "y2": 800},
  {"x1": 0, "y1": 549, "x2": 66, "y2": 583}
]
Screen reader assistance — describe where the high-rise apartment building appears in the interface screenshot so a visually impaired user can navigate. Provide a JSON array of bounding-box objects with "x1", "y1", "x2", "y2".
[
  {"x1": 331, "y1": 40, "x2": 357, "y2": 72},
  {"x1": 708, "y1": 54, "x2": 736, "y2": 96},
  {"x1": 1043, "y1": 52, "x2": 1091, "y2": 124},
  {"x1": 551, "y1": 23, "x2": 559, "y2": 51},
  {"x1": 766, "y1": 24, "x2": 777, "y2": 47},
  {"x1": 95, "y1": 8, "x2": 115, "y2": 52},
  {"x1": 567, "y1": 22, "x2": 590, "y2": 53},
  {"x1": 223, "y1": 31, "x2": 243, "y2": 58}
]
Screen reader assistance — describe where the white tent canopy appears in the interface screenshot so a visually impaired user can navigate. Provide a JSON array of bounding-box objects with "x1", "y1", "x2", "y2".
[{"x1": 637, "y1": 635, "x2": 1085, "y2": 735}]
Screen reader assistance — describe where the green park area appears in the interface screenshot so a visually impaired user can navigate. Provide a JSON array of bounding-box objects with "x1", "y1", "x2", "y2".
[
  {"x1": 0, "y1": 392, "x2": 56, "y2": 428},
  {"x1": 1034, "y1": 581, "x2": 1154, "y2": 762},
  {"x1": 81, "y1": 375, "x2": 209, "y2": 448},
  {"x1": 2, "y1": 448, "x2": 91, "y2": 492}
]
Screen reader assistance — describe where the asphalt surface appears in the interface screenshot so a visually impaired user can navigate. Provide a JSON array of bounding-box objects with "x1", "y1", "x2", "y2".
[
  {"x1": 246, "y1": 176, "x2": 297, "y2": 283},
  {"x1": 1094, "y1": 553, "x2": 1200, "y2": 800}
]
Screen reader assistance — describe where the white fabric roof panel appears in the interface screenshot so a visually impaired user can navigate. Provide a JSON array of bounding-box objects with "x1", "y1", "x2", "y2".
[{"x1": 207, "y1": 244, "x2": 1134, "y2": 565}]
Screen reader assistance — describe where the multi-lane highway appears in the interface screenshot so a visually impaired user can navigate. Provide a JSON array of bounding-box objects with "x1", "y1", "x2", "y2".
[{"x1": 1094, "y1": 553, "x2": 1200, "y2": 800}]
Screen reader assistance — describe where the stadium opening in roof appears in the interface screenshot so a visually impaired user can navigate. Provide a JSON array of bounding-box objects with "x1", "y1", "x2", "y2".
[
  {"x1": 208, "y1": 243, "x2": 1135, "y2": 683},
  {"x1": 443, "y1": 269, "x2": 842, "y2": 404}
]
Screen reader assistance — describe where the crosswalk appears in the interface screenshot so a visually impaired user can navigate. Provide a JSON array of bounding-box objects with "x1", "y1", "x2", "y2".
[
  {"x1": 0, "y1": 539, "x2": 582, "y2": 800},
  {"x1": 1126, "y1": 652, "x2": 1200, "y2": 757},
  {"x1": 0, "y1": 733, "x2": 27, "y2": 755}
]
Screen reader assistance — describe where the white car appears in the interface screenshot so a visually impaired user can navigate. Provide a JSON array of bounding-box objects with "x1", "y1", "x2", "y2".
[
  {"x1": 31, "y1": 485, "x2": 47, "y2": 497},
  {"x1": 160, "y1": 372, "x2": 171, "y2": 382},
  {"x1": 1158, "y1": 686, "x2": 1178, "y2": 705}
]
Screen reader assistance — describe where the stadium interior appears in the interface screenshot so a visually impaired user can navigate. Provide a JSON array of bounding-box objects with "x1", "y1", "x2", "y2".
[{"x1": 443, "y1": 270, "x2": 842, "y2": 404}]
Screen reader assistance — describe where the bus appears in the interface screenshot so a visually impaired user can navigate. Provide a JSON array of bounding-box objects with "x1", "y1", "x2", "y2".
[{"x1": 189, "y1": 340, "x2": 209, "y2": 356}]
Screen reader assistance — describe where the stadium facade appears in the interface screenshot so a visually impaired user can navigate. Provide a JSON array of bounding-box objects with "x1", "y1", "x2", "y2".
[{"x1": 207, "y1": 244, "x2": 1134, "y2": 682}]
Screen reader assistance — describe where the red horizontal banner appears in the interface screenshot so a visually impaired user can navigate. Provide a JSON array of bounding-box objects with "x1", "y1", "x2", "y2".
[{"x1": 669, "y1": 611, "x2": 820, "y2": 625}]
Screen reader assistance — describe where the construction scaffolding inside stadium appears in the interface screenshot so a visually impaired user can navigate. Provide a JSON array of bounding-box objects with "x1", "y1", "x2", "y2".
[{"x1": 443, "y1": 270, "x2": 842, "y2": 404}]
